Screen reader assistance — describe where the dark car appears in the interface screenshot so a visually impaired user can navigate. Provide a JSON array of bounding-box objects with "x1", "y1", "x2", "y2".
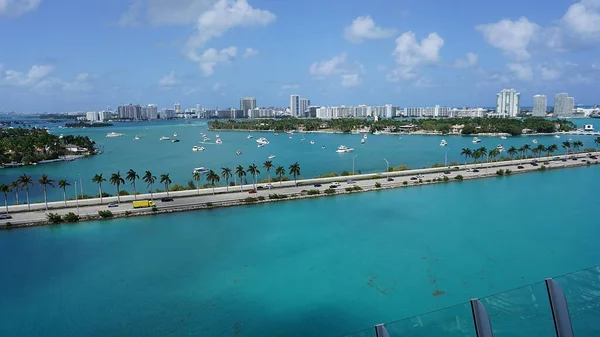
[
  {"x1": 0, "y1": 214, "x2": 12, "y2": 220},
  {"x1": 329, "y1": 184, "x2": 338, "y2": 188},
  {"x1": 572, "y1": 158, "x2": 578, "y2": 161},
  {"x1": 410, "y1": 177, "x2": 418, "y2": 180},
  {"x1": 346, "y1": 180, "x2": 356, "y2": 184},
  {"x1": 531, "y1": 163, "x2": 538, "y2": 166},
  {"x1": 387, "y1": 178, "x2": 394, "y2": 181},
  {"x1": 561, "y1": 159, "x2": 567, "y2": 162},
  {"x1": 313, "y1": 183, "x2": 322, "y2": 187},
  {"x1": 161, "y1": 197, "x2": 174, "y2": 202},
  {"x1": 256, "y1": 185, "x2": 264, "y2": 190},
  {"x1": 453, "y1": 166, "x2": 460, "y2": 170},
  {"x1": 517, "y1": 165, "x2": 524, "y2": 169},
  {"x1": 443, "y1": 171, "x2": 451, "y2": 174},
  {"x1": 472, "y1": 169, "x2": 480, "y2": 172},
  {"x1": 590, "y1": 156, "x2": 598, "y2": 160}
]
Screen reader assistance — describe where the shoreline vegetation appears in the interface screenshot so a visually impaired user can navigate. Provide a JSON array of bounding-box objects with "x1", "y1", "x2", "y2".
[
  {"x1": 64, "y1": 122, "x2": 113, "y2": 128},
  {"x1": 208, "y1": 117, "x2": 578, "y2": 136},
  {"x1": 1, "y1": 146, "x2": 599, "y2": 230},
  {"x1": 0, "y1": 128, "x2": 98, "y2": 168}
]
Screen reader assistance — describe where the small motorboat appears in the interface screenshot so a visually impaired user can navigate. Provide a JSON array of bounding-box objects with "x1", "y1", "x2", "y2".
[
  {"x1": 173, "y1": 133, "x2": 178, "y2": 137},
  {"x1": 247, "y1": 135, "x2": 253, "y2": 139},
  {"x1": 310, "y1": 140, "x2": 315, "y2": 145},
  {"x1": 236, "y1": 150, "x2": 242, "y2": 155},
  {"x1": 322, "y1": 145, "x2": 326, "y2": 149},
  {"x1": 361, "y1": 138, "x2": 365, "y2": 144},
  {"x1": 532, "y1": 139, "x2": 538, "y2": 144},
  {"x1": 172, "y1": 139, "x2": 180, "y2": 143},
  {"x1": 216, "y1": 139, "x2": 223, "y2": 144},
  {"x1": 134, "y1": 135, "x2": 140, "y2": 140},
  {"x1": 268, "y1": 155, "x2": 276, "y2": 159}
]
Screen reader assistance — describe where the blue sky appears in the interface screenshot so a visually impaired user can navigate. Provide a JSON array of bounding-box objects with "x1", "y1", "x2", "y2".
[{"x1": 1, "y1": 0, "x2": 600, "y2": 112}]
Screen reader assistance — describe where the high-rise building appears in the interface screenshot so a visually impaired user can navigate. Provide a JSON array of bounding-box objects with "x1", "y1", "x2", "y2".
[
  {"x1": 174, "y1": 103, "x2": 181, "y2": 113},
  {"x1": 299, "y1": 98, "x2": 310, "y2": 117},
  {"x1": 496, "y1": 89, "x2": 520, "y2": 118},
  {"x1": 290, "y1": 94, "x2": 300, "y2": 117},
  {"x1": 532, "y1": 95, "x2": 547, "y2": 117},
  {"x1": 86, "y1": 111, "x2": 98, "y2": 121},
  {"x1": 239, "y1": 97, "x2": 257, "y2": 117},
  {"x1": 118, "y1": 104, "x2": 142, "y2": 120},
  {"x1": 554, "y1": 93, "x2": 574, "y2": 117},
  {"x1": 145, "y1": 104, "x2": 158, "y2": 119}
]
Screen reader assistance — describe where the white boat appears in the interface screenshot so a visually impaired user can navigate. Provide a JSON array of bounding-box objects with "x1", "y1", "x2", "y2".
[
  {"x1": 373, "y1": 131, "x2": 381, "y2": 135},
  {"x1": 258, "y1": 143, "x2": 265, "y2": 148},
  {"x1": 256, "y1": 137, "x2": 270, "y2": 145},
  {"x1": 584, "y1": 124, "x2": 594, "y2": 131},
  {"x1": 363, "y1": 134, "x2": 367, "y2": 139},
  {"x1": 301, "y1": 137, "x2": 306, "y2": 142},
  {"x1": 496, "y1": 144, "x2": 504, "y2": 152},
  {"x1": 215, "y1": 139, "x2": 223, "y2": 144},
  {"x1": 59, "y1": 134, "x2": 64, "y2": 139},
  {"x1": 472, "y1": 137, "x2": 481, "y2": 143},
  {"x1": 192, "y1": 146, "x2": 205, "y2": 151},
  {"x1": 310, "y1": 140, "x2": 315, "y2": 145},
  {"x1": 532, "y1": 139, "x2": 538, "y2": 144},
  {"x1": 159, "y1": 136, "x2": 170, "y2": 141},
  {"x1": 268, "y1": 155, "x2": 276, "y2": 159},
  {"x1": 247, "y1": 135, "x2": 253, "y2": 139},
  {"x1": 322, "y1": 145, "x2": 326, "y2": 149},
  {"x1": 172, "y1": 139, "x2": 180, "y2": 143},
  {"x1": 361, "y1": 138, "x2": 366, "y2": 144},
  {"x1": 106, "y1": 132, "x2": 124, "y2": 138},
  {"x1": 134, "y1": 135, "x2": 140, "y2": 140},
  {"x1": 289, "y1": 136, "x2": 293, "y2": 139},
  {"x1": 236, "y1": 150, "x2": 242, "y2": 155},
  {"x1": 192, "y1": 167, "x2": 210, "y2": 174},
  {"x1": 336, "y1": 145, "x2": 354, "y2": 153},
  {"x1": 173, "y1": 133, "x2": 177, "y2": 137},
  {"x1": 274, "y1": 133, "x2": 279, "y2": 136},
  {"x1": 216, "y1": 134, "x2": 220, "y2": 138},
  {"x1": 554, "y1": 135, "x2": 561, "y2": 139},
  {"x1": 440, "y1": 139, "x2": 447, "y2": 147},
  {"x1": 500, "y1": 136, "x2": 507, "y2": 140}
]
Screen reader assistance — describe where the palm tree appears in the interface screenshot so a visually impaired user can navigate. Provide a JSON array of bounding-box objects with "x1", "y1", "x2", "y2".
[
  {"x1": 193, "y1": 171, "x2": 202, "y2": 195},
  {"x1": 488, "y1": 149, "x2": 500, "y2": 162},
  {"x1": 595, "y1": 137, "x2": 600, "y2": 150},
  {"x1": 10, "y1": 180, "x2": 20, "y2": 205},
  {"x1": 143, "y1": 171, "x2": 156, "y2": 200},
  {"x1": 126, "y1": 169, "x2": 139, "y2": 200},
  {"x1": 288, "y1": 162, "x2": 301, "y2": 186},
  {"x1": 58, "y1": 179, "x2": 70, "y2": 206},
  {"x1": 38, "y1": 174, "x2": 55, "y2": 210},
  {"x1": 472, "y1": 149, "x2": 481, "y2": 163},
  {"x1": 522, "y1": 144, "x2": 531, "y2": 158},
  {"x1": 263, "y1": 161, "x2": 274, "y2": 183},
  {"x1": 547, "y1": 144, "x2": 558, "y2": 157},
  {"x1": 477, "y1": 147, "x2": 488, "y2": 162},
  {"x1": 507, "y1": 146, "x2": 518, "y2": 159},
  {"x1": 109, "y1": 171, "x2": 125, "y2": 203},
  {"x1": 235, "y1": 165, "x2": 246, "y2": 191},
  {"x1": 517, "y1": 146, "x2": 525, "y2": 159},
  {"x1": 275, "y1": 165, "x2": 286, "y2": 186},
  {"x1": 246, "y1": 164, "x2": 260, "y2": 190},
  {"x1": 562, "y1": 141, "x2": 571, "y2": 155},
  {"x1": 160, "y1": 173, "x2": 172, "y2": 197},
  {"x1": 206, "y1": 170, "x2": 220, "y2": 194},
  {"x1": 221, "y1": 167, "x2": 232, "y2": 191},
  {"x1": 573, "y1": 140, "x2": 583, "y2": 153},
  {"x1": 535, "y1": 144, "x2": 546, "y2": 158},
  {"x1": 19, "y1": 174, "x2": 33, "y2": 210},
  {"x1": 92, "y1": 173, "x2": 106, "y2": 202},
  {"x1": 460, "y1": 148, "x2": 472, "y2": 165},
  {"x1": 0, "y1": 184, "x2": 9, "y2": 213}
]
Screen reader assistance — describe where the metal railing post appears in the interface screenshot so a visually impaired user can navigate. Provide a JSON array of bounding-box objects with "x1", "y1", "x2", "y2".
[
  {"x1": 374, "y1": 323, "x2": 390, "y2": 337},
  {"x1": 545, "y1": 278, "x2": 574, "y2": 337},
  {"x1": 470, "y1": 298, "x2": 494, "y2": 337}
]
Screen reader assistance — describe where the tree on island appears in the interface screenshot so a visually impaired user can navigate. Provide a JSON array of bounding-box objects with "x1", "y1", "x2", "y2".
[
  {"x1": 488, "y1": 148, "x2": 500, "y2": 162},
  {"x1": 472, "y1": 149, "x2": 481, "y2": 163},
  {"x1": 206, "y1": 170, "x2": 220, "y2": 194},
  {"x1": 288, "y1": 162, "x2": 301, "y2": 186},
  {"x1": 0, "y1": 184, "x2": 9, "y2": 213},
  {"x1": 110, "y1": 171, "x2": 125, "y2": 203},
  {"x1": 192, "y1": 171, "x2": 202, "y2": 195},
  {"x1": 143, "y1": 171, "x2": 156, "y2": 200},
  {"x1": 595, "y1": 137, "x2": 600, "y2": 149},
  {"x1": 275, "y1": 165, "x2": 286, "y2": 186},
  {"x1": 247, "y1": 164, "x2": 260, "y2": 191},
  {"x1": 572, "y1": 140, "x2": 583, "y2": 153},
  {"x1": 477, "y1": 147, "x2": 488, "y2": 163},
  {"x1": 522, "y1": 144, "x2": 531, "y2": 158},
  {"x1": 535, "y1": 144, "x2": 546, "y2": 158},
  {"x1": 507, "y1": 146, "x2": 518, "y2": 159},
  {"x1": 126, "y1": 169, "x2": 140, "y2": 200},
  {"x1": 58, "y1": 179, "x2": 71, "y2": 206},
  {"x1": 19, "y1": 174, "x2": 34, "y2": 210},
  {"x1": 562, "y1": 141, "x2": 571, "y2": 154},
  {"x1": 235, "y1": 165, "x2": 246, "y2": 191},
  {"x1": 460, "y1": 148, "x2": 472, "y2": 165},
  {"x1": 38, "y1": 174, "x2": 55, "y2": 210},
  {"x1": 221, "y1": 167, "x2": 232, "y2": 191},
  {"x1": 160, "y1": 173, "x2": 172, "y2": 197},
  {"x1": 263, "y1": 160, "x2": 274, "y2": 183},
  {"x1": 10, "y1": 180, "x2": 20, "y2": 205},
  {"x1": 546, "y1": 144, "x2": 558, "y2": 157},
  {"x1": 92, "y1": 173, "x2": 106, "y2": 202}
]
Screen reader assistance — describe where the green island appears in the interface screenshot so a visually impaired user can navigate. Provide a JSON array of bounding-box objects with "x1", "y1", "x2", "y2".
[
  {"x1": 209, "y1": 117, "x2": 577, "y2": 135},
  {"x1": 65, "y1": 122, "x2": 114, "y2": 128},
  {"x1": 0, "y1": 128, "x2": 98, "y2": 166}
]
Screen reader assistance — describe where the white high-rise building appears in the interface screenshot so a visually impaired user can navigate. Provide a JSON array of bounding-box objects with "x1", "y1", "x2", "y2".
[
  {"x1": 240, "y1": 97, "x2": 256, "y2": 117},
  {"x1": 496, "y1": 89, "x2": 520, "y2": 118},
  {"x1": 554, "y1": 93, "x2": 574, "y2": 117},
  {"x1": 290, "y1": 94, "x2": 300, "y2": 117},
  {"x1": 532, "y1": 95, "x2": 547, "y2": 117},
  {"x1": 86, "y1": 111, "x2": 98, "y2": 121},
  {"x1": 146, "y1": 104, "x2": 158, "y2": 119},
  {"x1": 299, "y1": 98, "x2": 310, "y2": 117},
  {"x1": 174, "y1": 103, "x2": 181, "y2": 113},
  {"x1": 98, "y1": 111, "x2": 111, "y2": 122}
]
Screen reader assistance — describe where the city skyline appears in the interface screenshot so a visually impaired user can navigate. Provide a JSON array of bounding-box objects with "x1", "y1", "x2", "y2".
[{"x1": 1, "y1": 0, "x2": 600, "y2": 112}]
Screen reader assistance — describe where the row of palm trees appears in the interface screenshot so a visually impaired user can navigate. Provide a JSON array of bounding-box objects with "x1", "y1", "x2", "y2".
[
  {"x1": 459, "y1": 140, "x2": 590, "y2": 164},
  {"x1": 0, "y1": 161, "x2": 302, "y2": 212}
]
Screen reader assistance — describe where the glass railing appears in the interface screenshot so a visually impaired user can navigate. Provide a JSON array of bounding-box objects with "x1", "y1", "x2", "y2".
[{"x1": 344, "y1": 265, "x2": 600, "y2": 337}]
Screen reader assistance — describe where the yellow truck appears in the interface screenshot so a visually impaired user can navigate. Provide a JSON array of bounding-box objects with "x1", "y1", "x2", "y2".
[{"x1": 132, "y1": 200, "x2": 156, "y2": 208}]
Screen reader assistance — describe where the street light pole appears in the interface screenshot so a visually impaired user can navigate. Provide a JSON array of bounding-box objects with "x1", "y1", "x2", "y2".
[
  {"x1": 445, "y1": 146, "x2": 448, "y2": 167},
  {"x1": 79, "y1": 174, "x2": 83, "y2": 197},
  {"x1": 74, "y1": 181, "x2": 80, "y2": 215},
  {"x1": 383, "y1": 158, "x2": 389, "y2": 179},
  {"x1": 352, "y1": 155, "x2": 358, "y2": 175}
]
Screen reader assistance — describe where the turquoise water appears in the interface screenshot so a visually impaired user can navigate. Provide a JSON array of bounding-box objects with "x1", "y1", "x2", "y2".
[
  {"x1": 1, "y1": 118, "x2": 598, "y2": 203},
  {"x1": 1, "y1": 165, "x2": 599, "y2": 337}
]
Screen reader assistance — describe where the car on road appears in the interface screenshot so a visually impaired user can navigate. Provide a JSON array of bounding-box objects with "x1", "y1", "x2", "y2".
[
  {"x1": 300, "y1": 189, "x2": 308, "y2": 193},
  {"x1": 257, "y1": 183, "x2": 272, "y2": 190},
  {"x1": 410, "y1": 177, "x2": 418, "y2": 180},
  {"x1": 472, "y1": 169, "x2": 480, "y2": 172},
  {"x1": 248, "y1": 190, "x2": 257, "y2": 194},
  {"x1": 443, "y1": 171, "x2": 451, "y2": 174},
  {"x1": 0, "y1": 214, "x2": 12, "y2": 220},
  {"x1": 543, "y1": 161, "x2": 550, "y2": 165},
  {"x1": 561, "y1": 159, "x2": 567, "y2": 162},
  {"x1": 531, "y1": 163, "x2": 538, "y2": 166},
  {"x1": 161, "y1": 197, "x2": 174, "y2": 202},
  {"x1": 517, "y1": 165, "x2": 524, "y2": 169},
  {"x1": 572, "y1": 158, "x2": 578, "y2": 161},
  {"x1": 313, "y1": 183, "x2": 322, "y2": 187},
  {"x1": 107, "y1": 203, "x2": 118, "y2": 208},
  {"x1": 590, "y1": 156, "x2": 598, "y2": 160},
  {"x1": 387, "y1": 178, "x2": 394, "y2": 181},
  {"x1": 329, "y1": 185, "x2": 338, "y2": 189},
  {"x1": 330, "y1": 182, "x2": 341, "y2": 187},
  {"x1": 346, "y1": 180, "x2": 356, "y2": 184}
]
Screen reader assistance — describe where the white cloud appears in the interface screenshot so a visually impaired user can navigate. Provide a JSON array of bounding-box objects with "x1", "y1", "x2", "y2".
[
  {"x1": 0, "y1": 0, "x2": 40, "y2": 17},
  {"x1": 344, "y1": 16, "x2": 396, "y2": 44},
  {"x1": 119, "y1": 0, "x2": 218, "y2": 26},
  {"x1": 476, "y1": 17, "x2": 539, "y2": 61},
  {"x1": 341, "y1": 74, "x2": 360, "y2": 87},
  {"x1": 192, "y1": 46, "x2": 237, "y2": 76},
  {"x1": 562, "y1": 0, "x2": 600, "y2": 36},
  {"x1": 74, "y1": 73, "x2": 90, "y2": 81},
  {"x1": 507, "y1": 63, "x2": 533, "y2": 81},
  {"x1": 309, "y1": 53, "x2": 364, "y2": 86},
  {"x1": 281, "y1": 84, "x2": 299, "y2": 90},
  {"x1": 539, "y1": 65, "x2": 561, "y2": 81},
  {"x1": 413, "y1": 77, "x2": 438, "y2": 88},
  {"x1": 158, "y1": 71, "x2": 181, "y2": 87},
  {"x1": 387, "y1": 31, "x2": 444, "y2": 81},
  {"x1": 185, "y1": 0, "x2": 275, "y2": 61},
  {"x1": 212, "y1": 82, "x2": 226, "y2": 91},
  {"x1": 242, "y1": 47, "x2": 259, "y2": 58},
  {"x1": 1, "y1": 63, "x2": 93, "y2": 93},
  {"x1": 454, "y1": 52, "x2": 478, "y2": 68},
  {"x1": 3, "y1": 64, "x2": 53, "y2": 86}
]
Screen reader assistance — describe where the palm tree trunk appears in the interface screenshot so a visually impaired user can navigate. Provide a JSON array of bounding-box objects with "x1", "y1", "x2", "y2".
[
  {"x1": 253, "y1": 174, "x2": 256, "y2": 190},
  {"x1": 133, "y1": 182, "x2": 137, "y2": 200},
  {"x1": 14, "y1": 192, "x2": 19, "y2": 205},
  {"x1": 268, "y1": 172, "x2": 271, "y2": 183},
  {"x1": 150, "y1": 187, "x2": 153, "y2": 200},
  {"x1": 196, "y1": 180, "x2": 200, "y2": 195},
  {"x1": 99, "y1": 185, "x2": 103, "y2": 203},
  {"x1": 43, "y1": 187, "x2": 48, "y2": 210},
  {"x1": 280, "y1": 176, "x2": 283, "y2": 186},
  {"x1": 166, "y1": 185, "x2": 169, "y2": 197},
  {"x1": 212, "y1": 185, "x2": 215, "y2": 194},
  {"x1": 116, "y1": 186, "x2": 120, "y2": 203},
  {"x1": 26, "y1": 189, "x2": 30, "y2": 210},
  {"x1": 63, "y1": 189, "x2": 67, "y2": 206},
  {"x1": 226, "y1": 179, "x2": 229, "y2": 192},
  {"x1": 239, "y1": 176, "x2": 243, "y2": 192},
  {"x1": 4, "y1": 196, "x2": 8, "y2": 213}
]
